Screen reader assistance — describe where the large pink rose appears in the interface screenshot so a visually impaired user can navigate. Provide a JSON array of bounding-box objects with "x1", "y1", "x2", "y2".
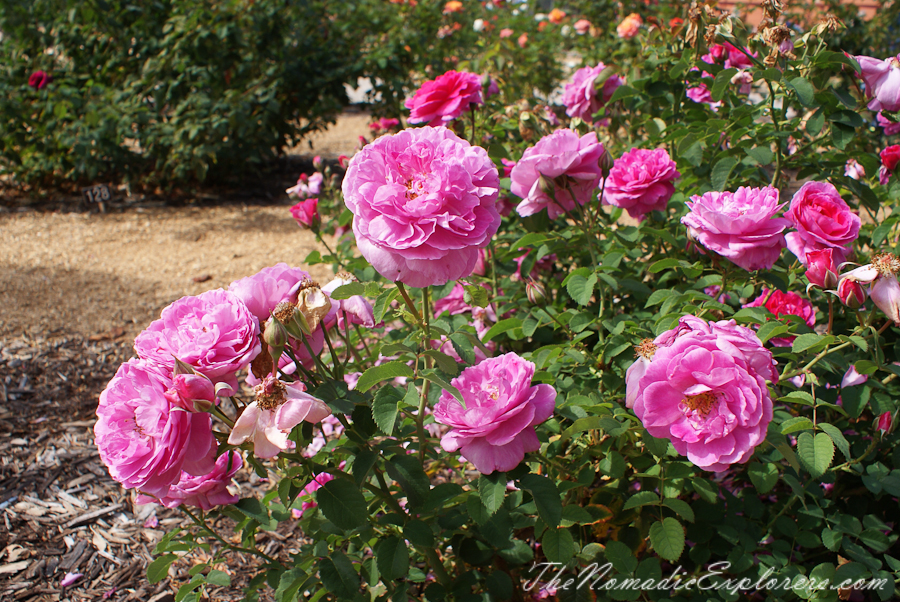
[
  {"x1": 433, "y1": 352, "x2": 556, "y2": 474},
  {"x1": 744, "y1": 288, "x2": 816, "y2": 347},
  {"x1": 561, "y1": 63, "x2": 624, "y2": 123},
  {"x1": 853, "y1": 54, "x2": 900, "y2": 112},
  {"x1": 229, "y1": 263, "x2": 313, "y2": 323},
  {"x1": 95, "y1": 359, "x2": 217, "y2": 497},
  {"x1": 136, "y1": 451, "x2": 242, "y2": 511},
  {"x1": 681, "y1": 186, "x2": 790, "y2": 271},
  {"x1": 602, "y1": 147, "x2": 680, "y2": 219},
  {"x1": 784, "y1": 181, "x2": 860, "y2": 267},
  {"x1": 134, "y1": 289, "x2": 260, "y2": 389},
  {"x1": 510, "y1": 129, "x2": 604, "y2": 219},
  {"x1": 631, "y1": 323, "x2": 774, "y2": 472},
  {"x1": 342, "y1": 126, "x2": 501, "y2": 288},
  {"x1": 405, "y1": 70, "x2": 483, "y2": 126}
]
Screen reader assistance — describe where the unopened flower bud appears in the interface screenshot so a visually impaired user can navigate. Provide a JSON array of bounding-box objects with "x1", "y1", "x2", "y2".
[
  {"x1": 273, "y1": 301, "x2": 304, "y2": 339},
  {"x1": 837, "y1": 278, "x2": 866, "y2": 309},
  {"x1": 526, "y1": 280, "x2": 549, "y2": 306},
  {"x1": 598, "y1": 149, "x2": 614, "y2": 177},
  {"x1": 877, "y1": 411, "x2": 894, "y2": 435},
  {"x1": 312, "y1": 155, "x2": 323, "y2": 171},
  {"x1": 173, "y1": 357, "x2": 196, "y2": 376},
  {"x1": 538, "y1": 173, "x2": 555, "y2": 197},
  {"x1": 263, "y1": 318, "x2": 288, "y2": 367}
]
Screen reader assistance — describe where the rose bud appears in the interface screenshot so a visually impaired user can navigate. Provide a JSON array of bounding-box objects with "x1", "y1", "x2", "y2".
[
  {"x1": 805, "y1": 249, "x2": 839, "y2": 289},
  {"x1": 837, "y1": 277, "x2": 866, "y2": 309}
]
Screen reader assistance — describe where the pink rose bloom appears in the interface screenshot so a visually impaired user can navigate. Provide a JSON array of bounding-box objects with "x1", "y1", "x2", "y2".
[
  {"x1": 844, "y1": 159, "x2": 865, "y2": 180},
  {"x1": 881, "y1": 145, "x2": 900, "y2": 172},
  {"x1": 499, "y1": 28, "x2": 514, "y2": 38},
  {"x1": 878, "y1": 112, "x2": 900, "y2": 136},
  {"x1": 286, "y1": 172, "x2": 323, "y2": 198},
  {"x1": 842, "y1": 365, "x2": 869, "y2": 388},
  {"x1": 293, "y1": 472, "x2": 336, "y2": 519},
  {"x1": 135, "y1": 290, "x2": 260, "y2": 389},
  {"x1": 322, "y1": 272, "x2": 376, "y2": 329},
  {"x1": 840, "y1": 253, "x2": 900, "y2": 324},
  {"x1": 404, "y1": 70, "x2": 483, "y2": 126},
  {"x1": 723, "y1": 43, "x2": 756, "y2": 70},
  {"x1": 136, "y1": 452, "x2": 242, "y2": 510},
  {"x1": 433, "y1": 353, "x2": 556, "y2": 474},
  {"x1": 28, "y1": 70, "x2": 51, "y2": 89},
  {"x1": 561, "y1": 63, "x2": 624, "y2": 123},
  {"x1": 228, "y1": 375, "x2": 332, "y2": 458},
  {"x1": 686, "y1": 81, "x2": 720, "y2": 110},
  {"x1": 501, "y1": 158, "x2": 516, "y2": 177},
  {"x1": 229, "y1": 263, "x2": 313, "y2": 323},
  {"x1": 510, "y1": 129, "x2": 604, "y2": 219},
  {"x1": 573, "y1": 19, "x2": 591, "y2": 35},
  {"x1": 681, "y1": 186, "x2": 790, "y2": 272},
  {"x1": 517, "y1": 33, "x2": 528, "y2": 48},
  {"x1": 784, "y1": 181, "x2": 860, "y2": 267},
  {"x1": 853, "y1": 54, "x2": 900, "y2": 112},
  {"x1": 805, "y1": 248, "x2": 839, "y2": 289},
  {"x1": 745, "y1": 289, "x2": 816, "y2": 347},
  {"x1": 631, "y1": 324, "x2": 774, "y2": 472},
  {"x1": 342, "y1": 126, "x2": 500, "y2": 288},
  {"x1": 837, "y1": 276, "x2": 866, "y2": 308},
  {"x1": 616, "y1": 13, "x2": 642, "y2": 39},
  {"x1": 95, "y1": 359, "x2": 217, "y2": 497},
  {"x1": 602, "y1": 148, "x2": 680, "y2": 219},
  {"x1": 290, "y1": 197, "x2": 320, "y2": 230}
]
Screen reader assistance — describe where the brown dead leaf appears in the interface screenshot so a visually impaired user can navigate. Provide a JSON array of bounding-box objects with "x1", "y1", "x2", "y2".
[{"x1": 192, "y1": 273, "x2": 212, "y2": 283}]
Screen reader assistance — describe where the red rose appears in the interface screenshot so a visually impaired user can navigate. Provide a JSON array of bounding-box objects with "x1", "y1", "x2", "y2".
[
  {"x1": 28, "y1": 70, "x2": 50, "y2": 89},
  {"x1": 880, "y1": 144, "x2": 900, "y2": 172}
]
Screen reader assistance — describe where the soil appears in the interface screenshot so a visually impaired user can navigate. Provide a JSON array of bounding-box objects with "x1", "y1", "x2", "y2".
[{"x1": 0, "y1": 110, "x2": 371, "y2": 601}]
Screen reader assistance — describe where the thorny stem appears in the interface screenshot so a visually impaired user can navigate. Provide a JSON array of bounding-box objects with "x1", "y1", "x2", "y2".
[
  {"x1": 827, "y1": 297, "x2": 834, "y2": 335},
  {"x1": 765, "y1": 79, "x2": 784, "y2": 189},
  {"x1": 396, "y1": 283, "x2": 425, "y2": 328},
  {"x1": 181, "y1": 507, "x2": 284, "y2": 568}
]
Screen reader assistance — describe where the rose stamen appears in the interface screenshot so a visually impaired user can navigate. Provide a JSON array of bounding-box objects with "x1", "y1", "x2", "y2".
[
  {"x1": 255, "y1": 379, "x2": 287, "y2": 411},
  {"x1": 872, "y1": 252, "x2": 900, "y2": 276},
  {"x1": 635, "y1": 339, "x2": 658, "y2": 360},
  {"x1": 682, "y1": 392, "x2": 719, "y2": 417}
]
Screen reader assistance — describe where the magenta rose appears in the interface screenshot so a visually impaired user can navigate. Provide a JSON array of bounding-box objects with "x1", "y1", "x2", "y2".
[
  {"x1": 630, "y1": 323, "x2": 774, "y2": 472},
  {"x1": 878, "y1": 112, "x2": 900, "y2": 136},
  {"x1": 136, "y1": 451, "x2": 242, "y2": 510},
  {"x1": 28, "y1": 70, "x2": 50, "y2": 89},
  {"x1": 602, "y1": 148, "x2": 680, "y2": 219},
  {"x1": 881, "y1": 145, "x2": 900, "y2": 172},
  {"x1": 229, "y1": 263, "x2": 313, "y2": 323},
  {"x1": 561, "y1": 63, "x2": 624, "y2": 123},
  {"x1": 510, "y1": 129, "x2": 604, "y2": 219},
  {"x1": 134, "y1": 289, "x2": 261, "y2": 389},
  {"x1": 784, "y1": 181, "x2": 860, "y2": 267},
  {"x1": 853, "y1": 54, "x2": 900, "y2": 112},
  {"x1": 681, "y1": 186, "x2": 790, "y2": 271},
  {"x1": 805, "y1": 248, "x2": 839, "y2": 289},
  {"x1": 290, "y1": 198, "x2": 320, "y2": 230},
  {"x1": 433, "y1": 352, "x2": 556, "y2": 474},
  {"x1": 342, "y1": 126, "x2": 500, "y2": 288},
  {"x1": 405, "y1": 70, "x2": 483, "y2": 126},
  {"x1": 744, "y1": 288, "x2": 816, "y2": 347},
  {"x1": 95, "y1": 359, "x2": 217, "y2": 497}
]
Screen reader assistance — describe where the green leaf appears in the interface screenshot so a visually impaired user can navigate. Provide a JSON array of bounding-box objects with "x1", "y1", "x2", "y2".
[
  {"x1": 234, "y1": 497, "x2": 269, "y2": 524},
  {"x1": 757, "y1": 321, "x2": 791, "y2": 343},
  {"x1": 448, "y1": 333, "x2": 477, "y2": 365},
  {"x1": 462, "y1": 284, "x2": 489, "y2": 308},
  {"x1": 404, "y1": 520, "x2": 434, "y2": 548},
  {"x1": 372, "y1": 385, "x2": 403, "y2": 435},
  {"x1": 206, "y1": 570, "x2": 230, "y2": 587},
  {"x1": 822, "y1": 527, "x2": 842, "y2": 551},
  {"x1": 478, "y1": 473, "x2": 507, "y2": 516},
  {"x1": 787, "y1": 76, "x2": 816, "y2": 107},
  {"x1": 746, "y1": 146, "x2": 775, "y2": 166},
  {"x1": 604, "y1": 540, "x2": 637, "y2": 574},
  {"x1": 781, "y1": 416, "x2": 815, "y2": 434},
  {"x1": 541, "y1": 528, "x2": 575, "y2": 564},
  {"x1": 792, "y1": 333, "x2": 834, "y2": 353},
  {"x1": 608, "y1": 84, "x2": 638, "y2": 103},
  {"x1": 748, "y1": 462, "x2": 779, "y2": 494},
  {"x1": 832, "y1": 122, "x2": 855, "y2": 150},
  {"x1": 710, "y1": 156, "x2": 738, "y2": 191},
  {"x1": 329, "y1": 282, "x2": 365, "y2": 300},
  {"x1": 482, "y1": 318, "x2": 523, "y2": 343},
  {"x1": 385, "y1": 453, "x2": 431, "y2": 508},
  {"x1": 356, "y1": 361, "x2": 415, "y2": 393},
  {"x1": 316, "y1": 479, "x2": 368, "y2": 530},
  {"x1": 148, "y1": 554, "x2": 177, "y2": 584},
  {"x1": 567, "y1": 273, "x2": 598, "y2": 306},
  {"x1": 661, "y1": 499, "x2": 695, "y2": 523},
  {"x1": 318, "y1": 552, "x2": 358, "y2": 599},
  {"x1": 711, "y1": 68, "x2": 738, "y2": 101},
  {"x1": 649, "y1": 518, "x2": 685, "y2": 562},
  {"x1": 818, "y1": 423, "x2": 851, "y2": 461},
  {"x1": 797, "y1": 432, "x2": 834, "y2": 478},
  {"x1": 623, "y1": 491, "x2": 659, "y2": 511},
  {"x1": 274, "y1": 567, "x2": 307, "y2": 602},
  {"x1": 519, "y1": 474, "x2": 562, "y2": 528},
  {"x1": 421, "y1": 350, "x2": 459, "y2": 375},
  {"x1": 376, "y1": 536, "x2": 410, "y2": 581},
  {"x1": 420, "y1": 369, "x2": 464, "y2": 405},
  {"x1": 373, "y1": 287, "x2": 400, "y2": 323},
  {"x1": 648, "y1": 258, "x2": 681, "y2": 273}
]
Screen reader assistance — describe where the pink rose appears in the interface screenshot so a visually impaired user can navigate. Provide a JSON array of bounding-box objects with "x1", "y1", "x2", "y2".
[
  {"x1": 229, "y1": 263, "x2": 313, "y2": 323},
  {"x1": 95, "y1": 360, "x2": 217, "y2": 497},
  {"x1": 287, "y1": 172, "x2": 323, "y2": 198},
  {"x1": 342, "y1": 126, "x2": 500, "y2": 288},
  {"x1": 136, "y1": 452, "x2": 242, "y2": 511},
  {"x1": 881, "y1": 145, "x2": 900, "y2": 172},
  {"x1": 517, "y1": 33, "x2": 528, "y2": 48},
  {"x1": 499, "y1": 28, "x2": 514, "y2": 38},
  {"x1": 681, "y1": 186, "x2": 790, "y2": 271},
  {"x1": 434, "y1": 353, "x2": 556, "y2": 474},
  {"x1": 841, "y1": 365, "x2": 869, "y2": 388},
  {"x1": 844, "y1": 159, "x2": 865, "y2": 180},
  {"x1": 293, "y1": 472, "x2": 336, "y2": 519},
  {"x1": 837, "y1": 277, "x2": 866, "y2": 308},
  {"x1": 28, "y1": 70, "x2": 51, "y2": 89},
  {"x1": 744, "y1": 289, "x2": 816, "y2": 347},
  {"x1": 686, "y1": 81, "x2": 720, "y2": 110},
  {"x1": 853, "y1": 54, "x2": 900, "y2": 112},
  {"x1": 573, "y1": 19, "x2": 591, "y2": 35},
  {"x1": 841, "y1": 253, "x2": 900, "y2": 324},
  {"x1": 631, "y1": 321, "x2": 774, "y2": 472},
  {"x1": 510, "y1": 129, "x2": 604, "y2": 219},
  {"x1": 134, "y1": 289, "x2": 261, "y2": 389},
  {"x1": 602, "y1": 148, "x2": 680, "y2": 219},
  {"x1": 616, "y1": 13, "x2": 642, "y2": 39},
  {"x1": 290, "y1": 197, "x2": 320, "y2": 230},
  {"x1": 784, "y1": 181, "x2": 860, "y2": 267},
  {"x1": 722, "y1": 43, "x2": 756, "y2": 70},
  {"x1": 404, "y1": 70, "x2": 483, "y2": 126},
  {"x1": 322, "y1": 272, "x2": 376, "y2": 329},
  {"x1": 805, "y1": 248, "x2": 839, "y2": 289},
  {"x1": 561, "y1": 63, "x2": 624, "y2": 123},
  {"x1": 878, "y1": 112, "x2": 900, "y2": 136}
]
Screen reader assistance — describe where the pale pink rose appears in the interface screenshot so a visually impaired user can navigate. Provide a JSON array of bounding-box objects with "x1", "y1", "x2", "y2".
[
  {"x1": 685, "y1": 81, "x2": 720, "y2": 110},
  {"x1": 229, "y1": 263, "x2": 313, "y2": 323},
  {"x1": 286, "y1": 172, "x2": 323, "y2": 198},
  {"x1": 853, "y1": 54, "x2": 900, "y2": 112},
  {"x1": 616, "y1": 13, "x2": 642, "y2": 39},
  {"x1": 60, "y1": 573, "x2": 82, "y2": 588},
  {"x1": 433, "y1": 353, "x2": 556, "y2": 474},
  {"x1": 136, "y1": 451, "x2": 242, "y2": 511},
  {"x1": 517, "y1": 33, "x2": 528, "y2": 48},
  {"x1": 228, "y1": 375, "x2": 332, "y2": 458},
  {"x1": 878, "y1": 112, "x2": 900, "y2": 136},
  {"x1": 841, "y1": 254, "x2": 900, "y2": 324},
  {"x1": 784, "y1": 181, "x2": 860, "y2": 267},
  {"x1": 681, "y1": 186, "x2": 790, "y2": 271},
  {"x1": 95, "y1": 359, "x2": 217, "y2": 497},
  {"x1": 134, "y1": 290, "x2": 260, "y2": 390},
  {"x1": 844, "y1": 159, "x2": 865, "y2": 180},
  {"x1": 510, "y1": 129, "x2": 604, "y2": 219},
  {"x1": 404, "y1": 70, "x2": 483, "y2": 126},
  {"x1": 342, "y1": 126, "x2": 500, "y2": 288},
  {"x1": 841, "y1": 365, "x2": 868, "y2": 388},
  {"x1": 625, "y1": 356, "x2": 651, "y2": 409},
  {"x1": 631, "y1": 325, "x2": 774, "y2": 472},
  {"x1": 602, "y1": 148, "x2": 680, "y2": 219},
  {"x1": 744, "y1": 288, "x2": 816, "y2": 347},
  {"x1": 499, "y1": 28, "x2": 514, "y2": 38},
  {"x1": 561, "y1": 63, "x2": 624, "y2": 123},
  {"x1": 322, "y1": 273, "x2": 375, "y2": 329},
  {"x1": 573, "y1": 19, "x2": 591, "y2": 35}
]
